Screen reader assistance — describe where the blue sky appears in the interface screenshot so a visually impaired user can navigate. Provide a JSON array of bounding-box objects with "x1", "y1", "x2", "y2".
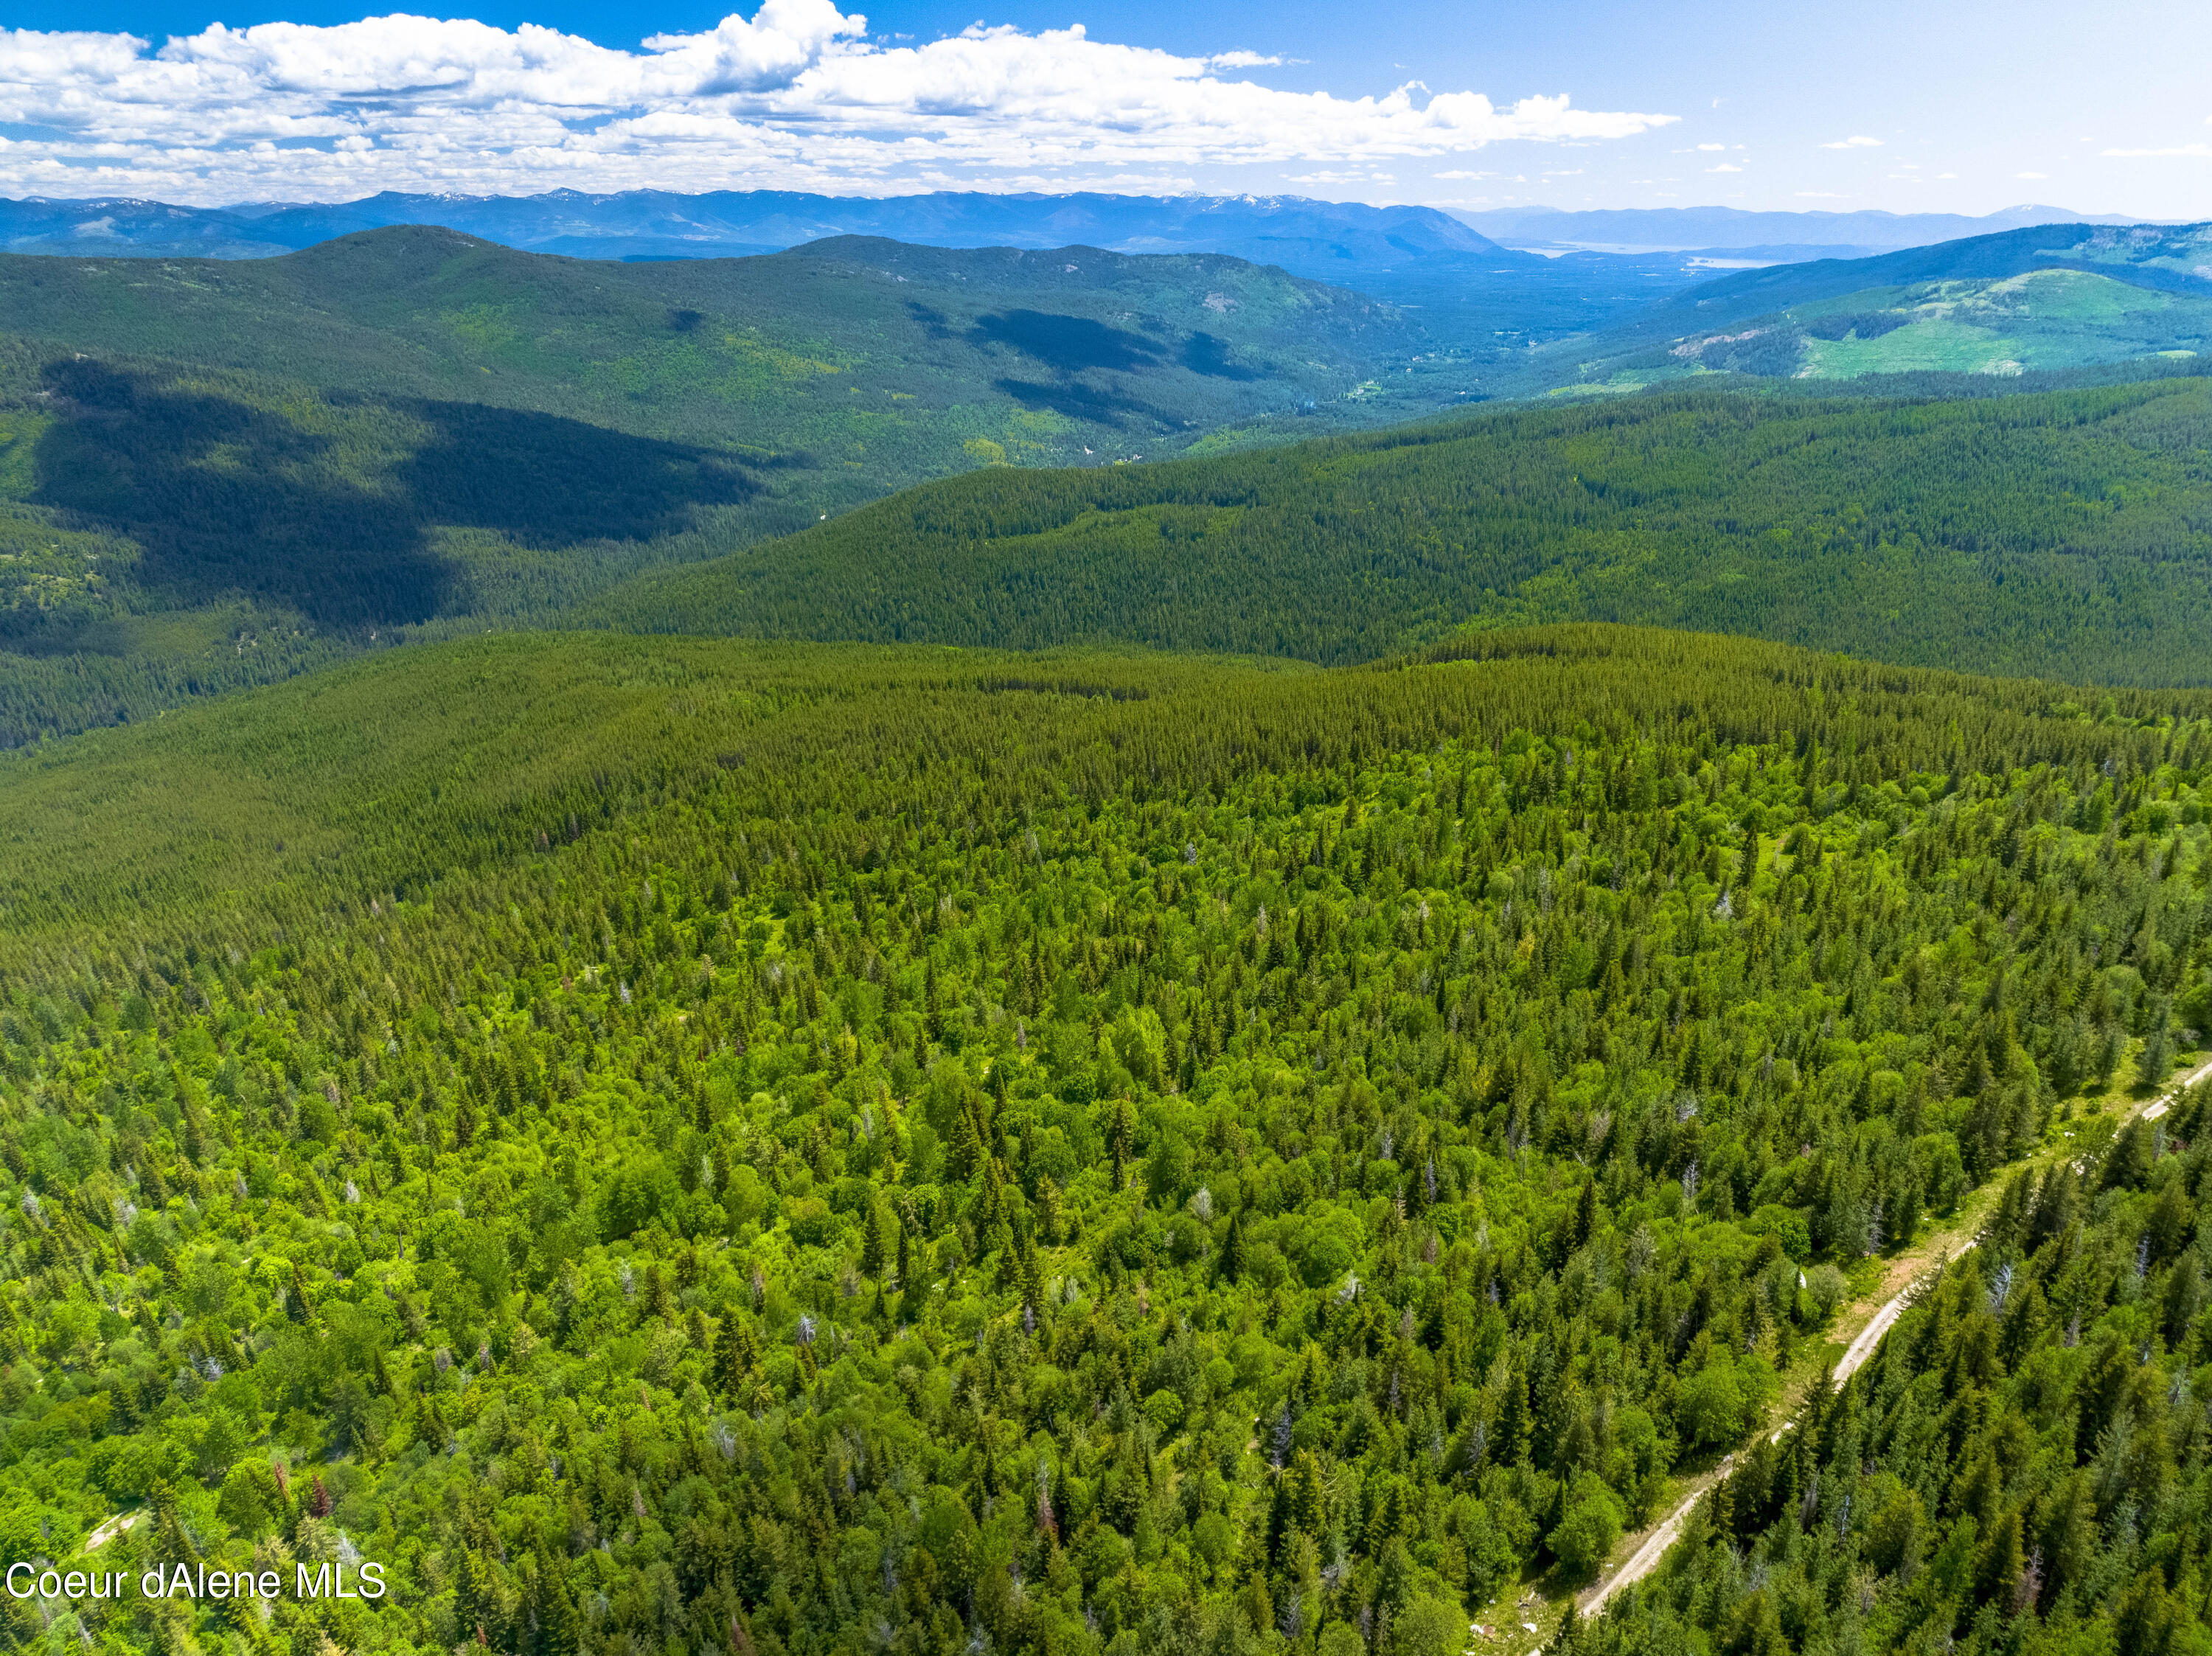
[{"x1": 1, "y1": 0, "x2": 2206, "y2": 215}]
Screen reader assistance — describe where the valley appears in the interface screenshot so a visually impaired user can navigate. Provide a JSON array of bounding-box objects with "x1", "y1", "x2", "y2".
[
  {"x1": 0, "y1": 180, "x2": 2209, "y2": 1656},
  {"x1": 1527, "y1": 221, "x2": 2212, "y2": 393},
  {"x1": 0, "y1": 229, "x2": 1461, "y2": 742},
  {"x1": 0, "y1": 626, "x2": 2207, "y2": 1656}
]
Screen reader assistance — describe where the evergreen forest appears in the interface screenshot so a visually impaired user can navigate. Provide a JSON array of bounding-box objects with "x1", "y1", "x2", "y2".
[
  {"x1": 595, "y1": 375, "x2": 2212, "y2": 687},
  {"x1": 0, "y1": 625, "x2": 2206, "y2": 1656},
  {"x1": 0, "y1": 229, "x2": 1447, "y2": 745},
  {"x1": 4, "y1": 222, "x2": 2212, "y2": 751},
  {"x1": 6, "y1": 192, "x2": 2212, "y2": 1656}
]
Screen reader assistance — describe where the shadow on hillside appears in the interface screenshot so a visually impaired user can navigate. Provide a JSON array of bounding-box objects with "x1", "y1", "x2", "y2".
[
  {"x1": 991, "y1": 378, "x2": 1171, "y2": 426},
  {"x1": 970, "y1": 310, "x2": 1158, "y2": 373},
  {"x1": 0, "y1": 614, "x2": 138, "y2": 658},
  {"x1": 1180, "y1": 332, "x2": 1264, "y2": 380},
  {"x1": 32, "y1": 359, "x2": 758, "y2": 627}
]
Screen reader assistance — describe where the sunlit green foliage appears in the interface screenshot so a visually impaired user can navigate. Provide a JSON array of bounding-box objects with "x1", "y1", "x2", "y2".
[
  {"x1": 0, "y1": 626, "x2": 2204, "y2": 1656},
  {"x1": 1551, "y1": 268, "x2": 2212, "y2": 392},
  {"x1": 1576, "y1": 1085, "x2": 2212, "y2": 1656},
  {"x1": 1510, "y1": 219, "x2": 2212, "y2": 397},
  {"x1": 594, "y1": 376, "x2": 2212, "y2": 687},
  {"x1": 0, "y1": 229, "x2": 1446, "y2": 742}
]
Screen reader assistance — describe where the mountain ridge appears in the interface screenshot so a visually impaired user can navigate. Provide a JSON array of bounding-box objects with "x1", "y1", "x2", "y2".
[
  {"x1": 0, "y1": 222, "x2": 1466, "y2": 742},
  {"x1": 0, "y1": 188, "x2": 1514, "y2": 282},
  {"x1": 15, "y1": 188, "x2": 2171, "y2": 278},
  {"x1": 1522, "y1": 218, "x2": 2212, "y2": 391},
  {"x1": 581, "y1": 375, "x2": 2212, "y2": 688},
  {"x1": 1463, "y1": 201, "x2": 2168, "y2": 254}
]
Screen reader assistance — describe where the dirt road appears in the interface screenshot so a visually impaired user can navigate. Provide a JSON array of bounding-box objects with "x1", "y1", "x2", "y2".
[{"x1": 1570, "y1": 1054, "x2": 2212, "y2": 1625}]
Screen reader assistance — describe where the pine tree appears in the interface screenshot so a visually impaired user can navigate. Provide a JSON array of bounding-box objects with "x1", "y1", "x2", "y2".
[
  {"x1": 1974, "y1": 1509, "x2": 2026, "y2": 1607},
  {"x1": 1220, "y1": 1210, "x2": 1248, "y2": 1282},
  {"x1": 453, "y1": 1547, "x2": 491, "y2": 1648},
  {"x1": 146, "y1": 1479, "x2": 199, "y2": 1572},
  {"x1": 713, "y1": 1314, "x2": 760, "y2": 1396},
  {"x1": 860, "y1": 1192, "x2": 894, "y2": 1279},
  {"x1": 288, "y1": 1260, "x2": 314, "y2": 1323},
  {"x1": 1017, "y1": 1226, "x2": 1047, "y2": 1316},
  {"x1": 530, "y1": 1549, "x2": 580, "y2": 1656},
  {"x1": 1287, "y1": 1452, "x2": 1326, "y2": 1540},
  {"x1": 949, "y1": 1104, "x2": 984, "y2": 1184}
]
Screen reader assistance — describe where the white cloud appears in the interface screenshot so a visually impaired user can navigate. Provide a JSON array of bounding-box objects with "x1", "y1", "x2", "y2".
[
  {"x1": 1695, "y1": 142, "x2": 1724, "y2": 151},
  {"x1": 1206, "y1": 50, "x2": 1281, "y2": 69},
  {"x1": 1820, "y1": 134, "x2": 1882, "y2": 149},
  {"x1": 1705, "y1": 161, "x2": 1742, "y2": 173},
  {"x1": 0, "y1": 8, "x2": 1674, "y2": 201}
]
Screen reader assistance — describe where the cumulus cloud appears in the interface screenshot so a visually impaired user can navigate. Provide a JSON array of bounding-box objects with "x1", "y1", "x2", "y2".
[
  {"x1": 1820, "y1": 135, "x2": 1882, "y2": 148},
  {"x1": 0, "y1": 7, "x2": 1675, "y2": 201}
]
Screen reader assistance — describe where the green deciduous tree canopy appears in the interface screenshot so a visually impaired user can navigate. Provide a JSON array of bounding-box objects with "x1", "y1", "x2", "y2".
[{"x1": 0, "y1": 625, "x2": 2202, "y2": 1656}]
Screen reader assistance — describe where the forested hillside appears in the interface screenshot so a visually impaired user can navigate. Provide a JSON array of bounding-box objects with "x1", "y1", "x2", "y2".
[
  {"x1": 1582, "y1": 1090, "x2": 2212, "y2": 1656},
  {"x1": 594, "y1": 375, "x2": 2212, "y2": 686},
  {"x1": 0, "y1": 625, "x2": 2205, "y2": 1656},
  {"x1": 9, "y1": 217, "x2": 2211, "y2": 752},
  {"x1": 0, "y1": 189, "x2": 1512, "y2": 281},
  {"x1": 1518, "y1": 220, "x2": 2212, "y2": 393},
  {"x1": 0, "y1": 228, "x2": 1449, "y2": 744},
  {"x1": 0, "y1": 229, "x2": 1439, "y2": 465},
  {"x1": 1550, "y1": 267, "x2": 2211, "y2": 391}
]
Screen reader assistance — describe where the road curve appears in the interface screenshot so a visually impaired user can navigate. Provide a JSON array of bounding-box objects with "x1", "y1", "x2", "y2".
[{"x1": 1569, "y1": 1053, "x2": 2212, "y2": 1627}]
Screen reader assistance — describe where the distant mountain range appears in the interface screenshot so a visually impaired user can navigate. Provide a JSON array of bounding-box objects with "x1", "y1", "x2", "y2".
[
  {"x1": 0, "y1": 187, "x2": 1728, "y2": 356},
  {"x1": 12, "y1": 189, "x2": 2197, "y2": 397},
  {"x1": 1522, "y1": 219, "x2": 2212, "y2": 392},
  {"x1": 0, "y1": 223, "x2": 1478, "y2": 740},
  {"x1": 1460, "y1": 203, "x2": 2162, "y2": 258},
  {"x1": 22, "y1": 189, "x2": 2162, "y2": 276},
  {"x1": 1, "y1": 200, "x2": 2208, "y2": 746},
  {"x1": 0, "y1": 189, "x2": 1517, "y2": 283},
  {"x1": 24, "y1": 189, "x2": 2179, "y2": 362}
]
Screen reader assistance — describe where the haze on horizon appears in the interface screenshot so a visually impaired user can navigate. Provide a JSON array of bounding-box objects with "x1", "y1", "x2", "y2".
[{"x1": 0, "y1": 0, "x2": 2204, "y2": 223}]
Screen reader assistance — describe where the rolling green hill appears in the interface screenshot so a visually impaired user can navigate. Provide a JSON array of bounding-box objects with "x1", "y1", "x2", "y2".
[
  {"x1": 0, "y1": 622, "x2": 2205, "y2": 1656},
  {"x1": 0, "y1": 229, "x2": 1447, "y2": 466},
  {"x1": 11, "y1": 219, "x2": 2211, "y2": 753},
  {"x1": 586, "y1": 375, "x2": 2212, "y2": 686},
  {"x1": 0, "y1": 228, "x2": 1453, "y2": 744},
  {"x1": 1530, "y1": 220, "x2": 2212, "y2": 392},
  {"x1": 5, "y1": 196, "x2": 2212, "y2": 1656}
]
